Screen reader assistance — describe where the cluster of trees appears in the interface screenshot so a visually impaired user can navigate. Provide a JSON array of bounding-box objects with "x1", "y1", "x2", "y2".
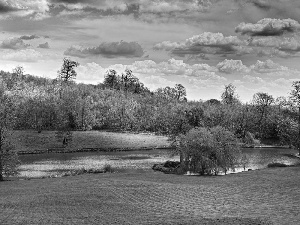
[{"x1": 0, "y1": 58, "x2": 300, "y2": 178}]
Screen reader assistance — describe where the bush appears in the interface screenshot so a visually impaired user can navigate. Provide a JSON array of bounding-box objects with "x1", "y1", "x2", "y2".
[{"x1": 103, "y1": 164, "x2": 114, "y2": 173}]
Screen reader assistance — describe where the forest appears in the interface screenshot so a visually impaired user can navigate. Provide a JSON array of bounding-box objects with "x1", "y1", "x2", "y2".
[{"x1": 0, "y1": 58, "x2": 299, "y2": 147}]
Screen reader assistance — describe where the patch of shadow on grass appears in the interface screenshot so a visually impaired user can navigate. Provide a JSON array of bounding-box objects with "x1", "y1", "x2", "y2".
[
  {"x1": 121, "y1": 155, "x2": 151, "y2": 160},
  {"x1": 267, "y1": 162, "x2": 288, "y2": 168}
]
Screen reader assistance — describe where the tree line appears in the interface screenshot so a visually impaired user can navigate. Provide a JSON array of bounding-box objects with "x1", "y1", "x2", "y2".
[{"x1": 0, "y1": 58, "x2": 300, "y2": 178}]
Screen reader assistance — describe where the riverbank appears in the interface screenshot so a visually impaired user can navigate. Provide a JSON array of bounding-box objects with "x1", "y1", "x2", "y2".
[{"x1": 1, "y1": 166, "x2": 300, "y2": 224}]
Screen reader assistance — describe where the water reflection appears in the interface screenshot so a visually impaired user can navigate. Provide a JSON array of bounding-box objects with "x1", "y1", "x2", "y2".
[{"x1": 18, "y1": 148, "x2": 299, "y2": 178}]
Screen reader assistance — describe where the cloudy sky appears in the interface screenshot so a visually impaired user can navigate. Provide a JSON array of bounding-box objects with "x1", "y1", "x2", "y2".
[{"x1": 0, "y1": 0, "x2": 300, "y2": 102}]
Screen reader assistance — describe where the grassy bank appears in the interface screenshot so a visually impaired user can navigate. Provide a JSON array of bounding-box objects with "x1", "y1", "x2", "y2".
[
  {"x1": 12, "y1": 130, "x2": 170, "y2": 153},
  {"x1": 1, "y1": 167, "x2": 300, "y2": 224}
]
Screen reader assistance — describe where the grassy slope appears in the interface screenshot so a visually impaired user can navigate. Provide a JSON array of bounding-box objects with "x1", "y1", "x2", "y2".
[
  {"x1": 12, "y1": 130, "x2": 170, "y2": 152},
  {"x1": 1, "y1": 167, "x2": 300, "y2": 225}
]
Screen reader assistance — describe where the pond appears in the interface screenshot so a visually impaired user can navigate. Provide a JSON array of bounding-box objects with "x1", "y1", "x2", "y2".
[{"x1": 17, "y1": 147, "x2": 300, "y2": 178}]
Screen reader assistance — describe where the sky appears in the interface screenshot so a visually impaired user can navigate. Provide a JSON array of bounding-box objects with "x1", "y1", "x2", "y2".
[{"x1": 0, "y1": 0, "x2": 299, "y2": 102}]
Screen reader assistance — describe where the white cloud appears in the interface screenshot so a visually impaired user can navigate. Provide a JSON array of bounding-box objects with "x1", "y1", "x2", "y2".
[
  {"x1": 1, "y1": 49, "x2": 43, "y2": 62},
  {"x1": 217, "y1": 59, "x2": 250, "y2": 73},
  {"x1": 76, "y1": 62, "x2": 106, "y2": 84},
  {"x1": 235, "y1": 18, "x2": 300, "y2": 36},
  {"x1": 243, "y1": 75, "x2": 264, "y2": 84},
  {"x1": 250, "y1": 59, "x2": 289, "y2": 73},
  {"x1": 154, "y1": 32, "x2": 246, "y2": 56},
  {"x1": 0, "y1": 37, "x2": 30, "y2": 50}
]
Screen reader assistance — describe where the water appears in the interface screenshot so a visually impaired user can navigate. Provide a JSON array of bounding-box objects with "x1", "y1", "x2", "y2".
[{"x1": 17, "y1": 148, "x2": 300, "y2": 178}]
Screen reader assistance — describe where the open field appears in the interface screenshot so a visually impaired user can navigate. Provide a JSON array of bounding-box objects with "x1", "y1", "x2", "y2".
[
  {"x1": 1, "y1": 166, "x2": 300, "y2": 224},
  {"x1": 12, "y1": 130, "x2": 170, "y2": 153}
]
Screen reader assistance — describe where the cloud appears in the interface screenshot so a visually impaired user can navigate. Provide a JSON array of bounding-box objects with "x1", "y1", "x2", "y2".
[
  {"x1": 250, "y1": 59, "x2": 289, "y2": 73},
  {"x1": 0, "y1": 37, "x2": 30, "y2": 49},
  {"x1": 235, "y1": 18, "x2": 300, "y2": 36},
  {"x1": 250, "y1": 36, "x2": 300, "y2": 51},
  {"x1": 130, "y1": 58, "x2": 217, "y2": 77},
  {"x1": 215, "y1": 58, "x2": 295, "y2": 75},
  {"x1": 217, "y1": 59, "x2": 250, "y2": 73},
  {"x1": 249, "y1": 0, "x2": 271, "y2": 10},
  {"x1": 1, "y1": 49, "x2": 43, "y2": 62},
  {"x1": 19, "y1": 34, "x2": 40, "y2": 40},
  {"x1": 64, "y1": 41, "x2": 145, "y2": 58},
  {"x1": 0, "y1": 2, "x2": 17, "y2": 13},
  {"x1": 76, "y1": 62, "x2": 106, "y2": 84},
  {"x1": 154, "y1": 32, "x2": 246, "y2": 56},
  {"x1": 37, "y1": 42, "x2": 50, "y2": 48},
  {"x1": 243, "y1": 75, "x2": 264, "y2": 84},
  {"x1": 247, "y1": 0, "x2": 300, "y2": 21},
  {"x1": 49, "y1": 0, "x2": 213, "y2": 14}
]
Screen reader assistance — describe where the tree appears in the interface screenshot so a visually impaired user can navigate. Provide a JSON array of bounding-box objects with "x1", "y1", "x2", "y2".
[
  {"x1": 174, "y1": 84, "x2": 186, "y2": 101},
  {"x1": 103, "y1": 69, "x2": 119, "y2": 90},
  {"x1": 121, "y1": 69, "x2": 138, "y2": 97},
  {"x1": 252, "y1": 92, "x2": 274, "y2": 138},
  {"x1": 0, "y1": 89, "x2": 19, "y2": 181},
  {"x1": 221, "y1": 83, "x2": 239, "y2": 105},
  {"x1": 176, "y1": 126, "x2": 240, "y2": 175},
  {"x1": 57, "y1": 58, "x2": 79, "y2": 82},
  {"x1": 12, "y1": 66, "x2": 24, "y2": 77},
  {"x1": 290, "y1": 81, "x2": 300, "y2": 154}
]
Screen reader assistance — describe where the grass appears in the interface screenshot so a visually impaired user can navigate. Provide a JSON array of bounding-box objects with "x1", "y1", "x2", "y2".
[
  {"x1": 12, "y1": 130, "x2": 170, "y2": 153},
  {"x1": 1, "y1": 166, "x2": 300, "y2": 224}
]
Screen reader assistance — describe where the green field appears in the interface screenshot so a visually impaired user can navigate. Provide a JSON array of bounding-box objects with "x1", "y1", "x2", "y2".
[
  {"x1": 3, "y1": 130, "x2": 300, "y2": 224},
  {"x1": 1, "y1": 166, "x2": 300, "y2": 224},
  {"x1": 12, "y1": 130, "x2": 170, "y2": 152}
]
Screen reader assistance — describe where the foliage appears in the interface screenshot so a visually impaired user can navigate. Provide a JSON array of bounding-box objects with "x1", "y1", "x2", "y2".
[
  {"x1": 103, "y1": 164, "x2": 114, "y2": 173},
  {"x1": 57, "y1": 58, "x2": 79, "y2": 82},
  {"x1": 290, "y1": 81, "x2": 300, "y2": 153},
  {"x1": 177, "y1": 126, "x2": 240, "y2": 175},
  {"x1": 221, "y1": 83, "x2": 239, "y2": 105},
  {"x1": 0, "y1": 63, "x2": 300, "y2": 155},
  {"x1": 0, "y1": 88, "x2": 20, "y2": 180}
]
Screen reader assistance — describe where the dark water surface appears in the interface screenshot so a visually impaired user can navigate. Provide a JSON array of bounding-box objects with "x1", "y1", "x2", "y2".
[{"x1": 18, "y1": 148, "x2": 300, "y2": 178}]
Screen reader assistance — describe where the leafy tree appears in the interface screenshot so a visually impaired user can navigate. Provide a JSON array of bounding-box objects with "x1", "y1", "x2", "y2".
[
  {"x1": 174, "y1": 84, "x2": 186, "y2": 101},
  {"x1": 290, "y1": 81, "x2": 300, "y2": 154},
  {"x1": 57, "y1": 58, "x2": 79, "y2": 82},
  {"x1": 103, "y1": 69, "x2": 119, "y2": 90},
  {"x1": 176, "y1": 126, "x2": 240, "y2": 175},
  {"x1": 221, "y1": 83, "x2": 239, "y2": 105},
  {"x1": 0, "y1": 89, "x2": 20, "y2": 181},
  {"x1": 252, "y1": 92, "x2": 274, "y2": 138},
  {"x1": 121, "y1": 69, "x2": 138, "y2": 95}
]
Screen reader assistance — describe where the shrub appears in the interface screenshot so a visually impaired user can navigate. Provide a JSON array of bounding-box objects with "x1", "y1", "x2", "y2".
[{"x1": 103, "y1": 164, "x2": 114, "y2": 173}]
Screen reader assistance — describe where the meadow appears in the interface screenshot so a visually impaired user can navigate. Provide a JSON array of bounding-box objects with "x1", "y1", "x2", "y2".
[
  {"x1": 12, "y1": 130, "x2": 171, "y2": 153},
  {"x1": 1, "y1": 130, "x2": 299, "y2": 224},
  {"x1": 1, "y1": 166, "x2": 300, "y2": 224}
]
